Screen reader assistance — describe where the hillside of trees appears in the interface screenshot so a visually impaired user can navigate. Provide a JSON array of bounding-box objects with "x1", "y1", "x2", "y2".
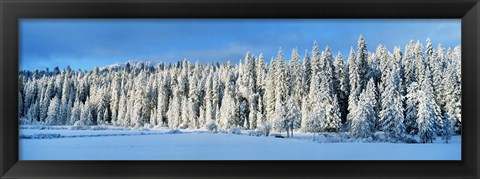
[{"x1": 18, "y1": 36, "x2": 461, "y2": 143}]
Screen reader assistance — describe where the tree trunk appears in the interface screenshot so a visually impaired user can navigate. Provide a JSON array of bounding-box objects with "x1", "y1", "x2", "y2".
[{"x1": 313, "y1": 132, "x2": 316, "y2": 141}]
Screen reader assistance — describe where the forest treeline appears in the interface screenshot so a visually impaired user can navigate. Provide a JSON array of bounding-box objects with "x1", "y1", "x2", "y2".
[{"x1": 19, "y1": 36, "x2": 461, "y2": 143}]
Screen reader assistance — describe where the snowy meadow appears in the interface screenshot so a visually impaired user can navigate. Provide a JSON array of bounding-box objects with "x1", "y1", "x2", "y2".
[{"x1": 19, "y1": 36, "x2": 461, "y2": 160}]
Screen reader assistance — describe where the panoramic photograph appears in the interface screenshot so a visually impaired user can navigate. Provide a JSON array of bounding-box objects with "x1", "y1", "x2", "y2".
[{"x1": 18, "y1": 19, "x2": 461, "y2": 160}]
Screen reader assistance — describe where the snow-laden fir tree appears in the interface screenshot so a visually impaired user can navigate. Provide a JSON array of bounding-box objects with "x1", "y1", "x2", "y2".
[
  {"x1": 265, "y1": 57, "x2": 277, "y2": 125},
  {"x1": 157, "y1": 75, "x2": 170, "y2": 127},
  {"x1": 416, "y1": 90, "x2": 438, "y2": 143},
  {"x1": 403, "y1": 40, "x2": 416, "y2": 88},
  {"x1": 350, "y1": 81, "x2": 375, "y2": 140},
  {"x1": 69, "y1": 99, "x2": 82, "y2": 125},
  {"x1": 286, "y1": 96, "x2": 301, "y2": 137},
  {"x1": 79, "y1": 97, "x2": 94, "y2": 126},
  {"x1": 405, "y1": 82, "x2": 419, "y2": 135},
  {"x1": 46, "y1": 95, "x2": 61, "y2": 125},
  {"x1": 442, "y1": 46, "x2": 461, "y2": 133},
  {"x1": 334, "y1": 52, "x2": 349, "y2": 123},
  {"x1": 272, "y1": 48, "x2": 290, "y2": 136},
  {"x1": 302, "y1": 74, "x2": 325, "y2": 140},
  {"x1": 302, "y1": 50, "x2": 312, "y2": 96},
  {"x1": 379, "y1": 58, "x2": 407, "y2": 142},
  {"x1": 347, "y1": 47, "x2": 359, "y2": 128},
  {"x1": 218, "y1": 68, "x2": 239, "y2": 130},
  {"x1": 290, "y1": 48, "x2": 303, "y2": 105},
  {"x1": 356, "y1": 35, "x2": 369, "y2": 90},
  {"x1": 319, "y1": 71, "x2": 342, "y2": 132}
]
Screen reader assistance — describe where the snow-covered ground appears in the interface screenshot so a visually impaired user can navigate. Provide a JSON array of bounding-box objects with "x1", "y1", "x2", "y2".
[{"x1": 19, "y1": 125, "x2": 461, "y2": 160}]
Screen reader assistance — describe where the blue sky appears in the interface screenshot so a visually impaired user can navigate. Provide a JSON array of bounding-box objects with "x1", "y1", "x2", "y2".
[{"x1": 20, "y1": 19, "x2": 460, "y2": 71}]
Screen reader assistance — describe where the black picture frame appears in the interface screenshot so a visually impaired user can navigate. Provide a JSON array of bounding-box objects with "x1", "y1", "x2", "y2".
[{"x1": 1, "y1": 0, "x2": 479, "y2": 178}]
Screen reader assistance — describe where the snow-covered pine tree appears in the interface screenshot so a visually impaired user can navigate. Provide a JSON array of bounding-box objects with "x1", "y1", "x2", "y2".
[
  {"x1": 290, "y1": 48, "x2": 303, "y2": 105},
  {"x1": 157, "y1": 75, "x2": 170, "y2": 127},
  {"x1": 402, "y1": 40, "x2": 416, "y2": 88},
  {"x1": 249, "y1": 93, "x2": 259, "y2": 129},
  {"x1": 416, "y1": 90, "x2": 438, "y2": 143},
  {"x1": 27, "y1": 100, "x2": 40, "y2": 123},
  {"x1": 356, "y1": 35, "x2": 368, "y2": 90},
  {"x1": 24, "y1": 78, "x2": 39, "y2": 116},
  {"x1": 350, "y1": 89, "x2": 375, "y2": 140},
  {"x1": 347, "y1": 47, "x2": 359, "y2": 128},
  {"x1": 442, "y1": 51, "x2": 462, "y2": 134},
  {"x1": 286, "y1": 96, "x2": 301, "y2": 137},
  {"x1": 132, "y1": 71, "x2": 149, "y2": 128},
  {"x1": 218, "y1": 69, "x2": 239, "y2": 130},
  {"x1": 69, "y1": 98, "x2": 82, "y2": 125},
  {"x1": 334, "y1": 52, "x2": 349, "y2": 123},
  {"x1": 392, "y1": 47, "x2": 405, "y2": 95},
  {"x1": 40, "y1": 79, "x2": 55, "y2": 122},
  {"x1": 167, "y1": 73, "x2": 183, "y2": 128},
  {"x1": 414, "y1": 43, "x2": 441, "y2": 135},
  {"x1": 379, "y1": 60, "x2": 407, "y2": 142},
  {"x1": 311, "y1": 41, "x2": 323, "y2": 84},
  {"x1": 265, "y1": 57, "x2": 277, "y2": 125},
  {"x1": 110, "y1": 72, "x2": 121, "y2": 124},
  {"x1": 319, "y1": 71, "x2": 342, "y2": 132},
  {"x1": 59, "y1": 70, "x2": 73, "y2": 124},
  {"x1": 180, "y1": 96, "x2": 190, "y2": 129},
  {"x1": 188, "y1": 71, "x2": 201, "y2": 129},
  {"x1": 117, "y1": 91, "x2": 127, "y2": 126},
  {"x1": 204, "y1": 72, "x2": 215, "y2": 128},
  {"x1": 432, "y1": 44, "x2": 446, "y2": 115},
  {"x1": 239, "y1": 99, "x2": 249, "y2": 129},
  {"x1": 212, "y1": 73, "x2": 220, "y2": 122},
  {"x1": 256, "y1": 53, "x2": 266, "y2": 91},
  {"x1": 273, "y1": 48, "x2": 290, "y2": 136},
  {"x1": 45, "y1": 95, "x2": 61, "y2": 125},
  {"x1": 80, "y1": 97, "x2": 94, "y2": 126},
  {"x1": 405, "y1": 82, "x2": 419, "y2": 135},
  {"x1": 302, "y1": 50, "x2": 312, "y2": 96},
  {"x1": 303, "y1": 74, "x2": 325, "y2": 140}
]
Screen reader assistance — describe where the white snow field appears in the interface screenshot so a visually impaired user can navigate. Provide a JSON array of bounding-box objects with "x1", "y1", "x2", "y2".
[{"x1": 19, "y1": 125, "x2": 461, "y2": 160}]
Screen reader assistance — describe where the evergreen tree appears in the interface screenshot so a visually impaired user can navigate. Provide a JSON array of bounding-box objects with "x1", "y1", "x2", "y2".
[
  {"x1": 302, "y1": 50, "x2": 312, "y2": 96},
  {"x1": 405, "y1": 82, "x2": 420, "y2": 135},
  {"x1": 273, "y1": 48, "x2": 290, "y2": 136},
  {"x1": 334, "y1": 52, "x2": 349, "y2": 123},
  {"x1": 286, "y1": 96, "x2": 301, "y2": 137},
  {"x1": 302, "y1": 75, "x2": 325, "y2": 140},
  {"x1": 347, "y1": 47, "x2": 359, "y2": 128},
  {"x1": 442, "y1": 46, "x2": 461, "y2": 133},
  {"x1": 416, "y1": 90, "x2": 438, "y2": 143},
  {"x1": 80, "y1": 97, "x2": 94, "y2": 126},
  {"x1": 46, "y1": 95, "x2": 61, "y2": 125},
  {"x1": 379, "y1": 64, "x2": 407, "y2": 142},
  {"x1": 69, "y1": 99, "x2": 82, "y2": 125},
  {"x1": 350, "y1": 90, "x2": 375, "y2": 139},
  {"x1": 319, "y1": 71, "x2": 342, "y2": 132},
  {"x1": 218, "y1": 70, "x2": 238, "y2": 130},
  {"x1": 356, "y1": 35, "x2": 368, "y2": 90},
  {"x1": 290, "y1": 48, "x2": 303, "y2": 105},
  {"x1": 265, "y1": 58, "x2": 277, "y2": 125}
]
